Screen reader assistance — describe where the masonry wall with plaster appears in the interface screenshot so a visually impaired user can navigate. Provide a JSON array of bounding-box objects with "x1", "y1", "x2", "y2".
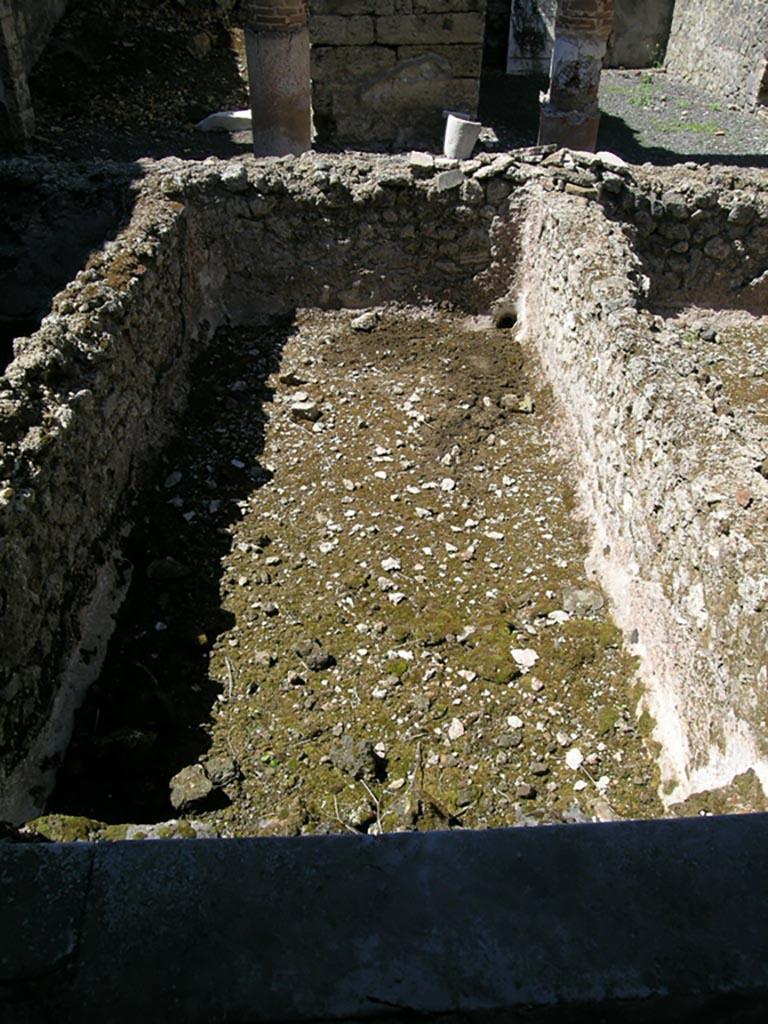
[
  {"x1": 665, "y1": 0, "x2": 768, "y2": 111},
  {"x1": 307, "y1": 0, "x2": 487, "y2": 148}
]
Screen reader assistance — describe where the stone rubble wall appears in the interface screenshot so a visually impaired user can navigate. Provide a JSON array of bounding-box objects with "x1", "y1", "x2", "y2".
[
  {"x1": 162, "y1": 151, "x2": 537, "y2": 321},
  {"x1": 603, "y1": 162, "x2": 768, "y2": 314},
  {"x1": 0, "y1": 170, "x2": 198, "y2": 821},
  {"x1": 3, "y1": 148, "x2": 768, "y2": 818},
  {"x1": 0, "y1": 150, "x2": 537, "y2": 820},
  {"x1": 665, "y1": 0, "x2": 768, "y2": 111},
  {"x1": 307, "y1": 0, "x2": 487, "y2": 149},
  {"x1": 519, "y1": 151, "x2": 768, "y2": 802}
]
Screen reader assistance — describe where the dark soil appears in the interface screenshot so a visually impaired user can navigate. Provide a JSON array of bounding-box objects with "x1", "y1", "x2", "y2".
[{"x1": 29, "y1": 0, "x2": 251, "y2": 162}]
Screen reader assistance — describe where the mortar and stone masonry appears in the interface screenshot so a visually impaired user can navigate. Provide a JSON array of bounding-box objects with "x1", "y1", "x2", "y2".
[{"x1": 1, "y1": 147, "x2": 768, "y2": 823}]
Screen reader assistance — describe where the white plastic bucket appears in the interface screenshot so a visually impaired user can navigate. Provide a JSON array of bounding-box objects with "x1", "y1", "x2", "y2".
[{"x1": 443, "y1": 112, "x2": 481, "y2": 159}]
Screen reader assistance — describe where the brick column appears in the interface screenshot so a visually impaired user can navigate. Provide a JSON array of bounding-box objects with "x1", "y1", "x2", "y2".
[
  {"x1": 0, "y1": 0, "x2": 35, "y2": 148},
  {"x1": 538, "y1": 0, "x2": 615, "y2": 151},
  {"x1": 236, "y1": 0, "x2": 311, "y2": 156}
]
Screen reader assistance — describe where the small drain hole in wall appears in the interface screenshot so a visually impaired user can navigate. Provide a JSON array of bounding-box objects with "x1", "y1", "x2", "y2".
[
  {"x1": 495, "y1": 313, "x2": 518, "y2": 329},
  {"x1": 492, "y1": 300, "x2": 518, "y2": 330}
]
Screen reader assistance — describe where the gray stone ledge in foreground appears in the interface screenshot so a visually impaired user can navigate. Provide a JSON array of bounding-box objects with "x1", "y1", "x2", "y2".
[{"x1": 1, "y1": 815, "x2": 768, "y2": 1023}]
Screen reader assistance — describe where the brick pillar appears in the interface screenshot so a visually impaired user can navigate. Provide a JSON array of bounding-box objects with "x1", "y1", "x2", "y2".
[
  {"x1": 538, "y1": 0, "x2": 615, "y2": 152},
  {"x1": 237, "y1": 0, "x2": 311, "y2": 156},
  {"x1": 0, "y1": 0, "x2": 35, "y2": 148}
]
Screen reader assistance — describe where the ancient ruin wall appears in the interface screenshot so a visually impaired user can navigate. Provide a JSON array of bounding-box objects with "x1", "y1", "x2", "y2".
[
  {"x1": 165, "y1": 153, "x2": 526, "y2": 319},
  {"x1": 665, "y1": 0, "x2": 768, "y2": 111},
  {"x1": 520, "y1": 164, "x2": 768, "y2": 802},
  {"x1": 0, "y1": 151, "x2": 532, "y2": 821},
  {"x1": 3, "y1": 150, "x2": 768, "y2": 819},
  {"x1": 308, "y1": 0, "x2": 486, "y2": 148},
  {"x1": 0, "y1": 179, "x2": 197, "y2": 821},
  {"x1": 506, "y1": 0, "x2": 674, "y2": 75},
  {"x1": 607, "y1": 0, "x2": 674, "y2": 69},
  {"x1": 601, "y1": 164, "x2": 768, "y2": 313}
]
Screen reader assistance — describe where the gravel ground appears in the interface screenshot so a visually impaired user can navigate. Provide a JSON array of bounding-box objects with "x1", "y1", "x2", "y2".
[
  {"x1": 479, "y1": 70, "x2": 768, "y2": 168},
  {"x1": 599, "y1": 69, "x2": 768, "y2": 167},
  {"x1": 47, "y1": 308, "x2": 662, "y2": 836}
]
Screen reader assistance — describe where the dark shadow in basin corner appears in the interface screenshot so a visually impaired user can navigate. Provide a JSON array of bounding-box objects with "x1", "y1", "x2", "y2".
[{"x1": 48, "y1": 317, "x2": 295, "y2": 825}]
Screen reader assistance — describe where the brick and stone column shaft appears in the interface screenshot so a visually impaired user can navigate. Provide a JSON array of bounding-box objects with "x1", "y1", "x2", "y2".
[
  {"x1": 538, "y1": 0, "x2": 615, "y2": 152},
  {"x1": 238, "y1": 0, "x2": 311, "y2": 157}
]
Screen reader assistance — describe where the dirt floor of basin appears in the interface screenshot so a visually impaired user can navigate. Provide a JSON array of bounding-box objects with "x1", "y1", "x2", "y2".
[{"x1": 48, "y1": 306, "x2": 662, "y2": 836}]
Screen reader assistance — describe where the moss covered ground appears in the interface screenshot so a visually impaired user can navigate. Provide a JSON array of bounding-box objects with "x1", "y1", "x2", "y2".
[{"x1": 48, "y1": 307, "x2": 662, "y2": 835}]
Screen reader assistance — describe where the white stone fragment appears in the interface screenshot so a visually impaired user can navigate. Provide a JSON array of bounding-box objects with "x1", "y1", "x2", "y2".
[
  {"x1": 381, "y1": 557, "x2": 401, "y2": 573},
  {"x1": 220, "y1": 165, "x2": 249, "y2": 193},
  {"x1": 409, "y1": 151, "x2": 434, "y2": 170},
  {"x1": 195, "y1": 109, "x2": 252, "y2": 132},
  {"x1": 547, "y1": 610, "x2": 570, "y2": 624},
  {"x1": 351, "y1": 311, "x2": 379, "y2": 332},
  {"x1": 436, "y1": 169, "x2": 465, "y2": 192},
  {"x1": 594, "y1": 150, "x2": 627, "y2": 168},
  {"x1": 511, "y1": 648, "x2": 539, "y2": 669},
  {"x1": 507, "y1": 715, "x2": 524, "y2": 730},
  {"x1": 447, "y1": 717, "x2": 465, "y2": 741},
  {"x1": 565, "y1": 748, "x2": 584, "y2": 771},
  {"x1": 291, "y1": 400, "x2": 321, "y2": 423}
]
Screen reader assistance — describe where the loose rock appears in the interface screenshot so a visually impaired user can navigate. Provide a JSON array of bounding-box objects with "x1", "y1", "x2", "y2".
[{"x1": 169, "y1": 765, "x2": 214, "y2": 812}]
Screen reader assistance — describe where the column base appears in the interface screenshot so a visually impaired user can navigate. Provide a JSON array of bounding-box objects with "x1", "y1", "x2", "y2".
[{"x1": 537, "y1": 102, "x2": 601, "y2": 152}]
